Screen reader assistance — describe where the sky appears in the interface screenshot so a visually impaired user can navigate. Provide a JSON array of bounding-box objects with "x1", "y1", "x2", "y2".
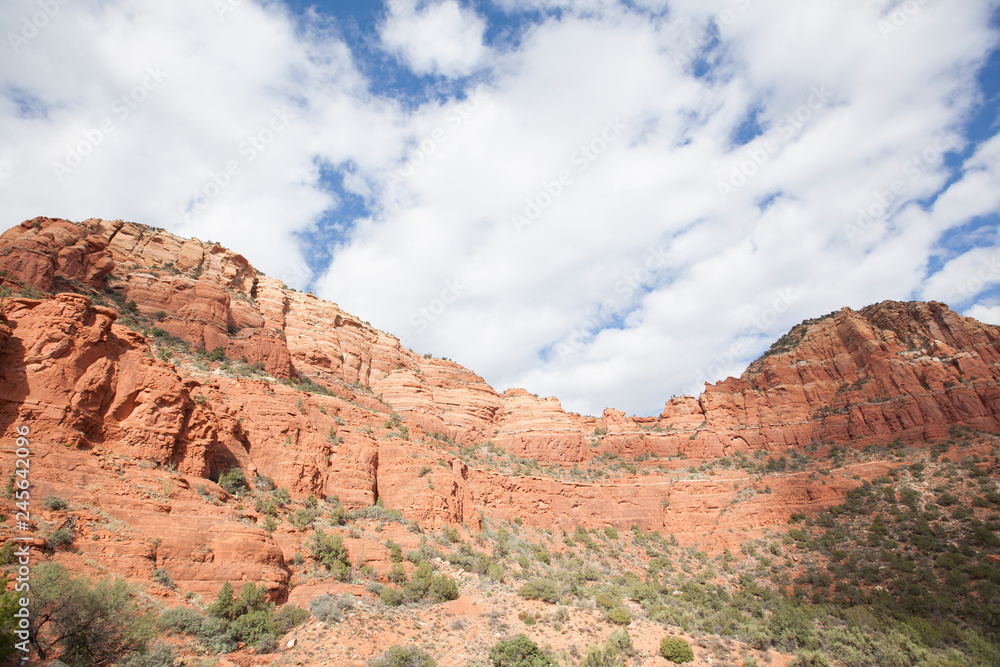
[{"x1": 2, "y1": 0, "x2": 1000, "y2": 417}]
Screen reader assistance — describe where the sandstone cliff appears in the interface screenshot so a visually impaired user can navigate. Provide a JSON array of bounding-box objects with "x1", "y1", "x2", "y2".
[{"x1": 2, "y1": 216, "x2": 999, "y2": 599}]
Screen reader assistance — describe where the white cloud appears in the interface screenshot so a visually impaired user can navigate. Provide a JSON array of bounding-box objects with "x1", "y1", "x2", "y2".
[
  {"x1": 380, "y1": 0, "x2": 489, "y2": 77},
  {"x1": 966, "y1": 303, "x2": 1000, "y2": 325},
  {"x1": 2, "y1": 0, "x2": 999, "y2": 417}
]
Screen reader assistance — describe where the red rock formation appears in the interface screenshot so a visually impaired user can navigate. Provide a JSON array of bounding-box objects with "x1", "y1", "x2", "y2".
[
  {"x1": 0, "y1": 217, "x2": 114, "y2": 291},
  {"x1": 3, "y1": 217, "x2": 1000, "y2": 595}
]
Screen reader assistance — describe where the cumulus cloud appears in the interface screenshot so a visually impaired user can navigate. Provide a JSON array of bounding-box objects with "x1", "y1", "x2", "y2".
[
  {"x1": 2, "y1": 0, "x2": 999, "y2": 417},
  {"x1": 379, "y1": 0, "x2": 489, "y2": 77}
]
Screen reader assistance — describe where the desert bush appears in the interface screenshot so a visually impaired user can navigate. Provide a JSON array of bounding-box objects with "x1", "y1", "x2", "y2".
[
  {"x1": 488, "y1": 634, "x2": 556, "y2": 667},
  {"x1": 291, "y1": 507, "x2": 319, "y2": 531},
  {"x1": 308, "y1": 594, "x2": 354, "y2": 624},
  {"x1": 429, "y1": 574, "x2": 459, "y2": 603},
  {"x1": 606, "y1": 606, "x2": 631, "y2": 625},
  {"x1": 272, "y1": 604, "x2": 309, "y2": 634},
  {"x1": 0, "y1": 580, "x2": 19, "y2": 662},
  {"x1": 389, "y1": 562, "x2": 408, "y2": 584},
  {"x1": 788, "y1": 651, "x2": 831, "y2": 667},
  {"x1": 309, "y1": 528, "x2": 351, "y2": 580},
  {"x1": 441, "y1": 525, "x2": 461, "y2": 543},
  {"x1": 152, "y1": 568, "x2": 174, "y2": 589},
  {"x1": 157, "y1": 606, "x2": 204, "y2": 634},
  {"x1": 45, "y1": 526, "x2": 73, "y2": 549},
  {"x1": 605, "y1": 629, "x2": 634, "y2": 655},
  {"x1": 120, "y1": 642, "x2": 177, "y2": 667},
  {"x1": 380, "y1": 587, "x2": 406, "y2": 607},
  {"x1": 196, "y1": 616, "x2": 238, "y2": 654},
  {"x1": 217, "y1": 468, "x2": 248, "y2": 496},
  {"x1": 369, "y1": 645, "x2": 436, "y2": 667},
  {"x1": 579, "y1": 646, "x2": 622, "y2": 667},
  {"x1": 42, "y1": 495, "x2": 68, "y2": 510},
  {"x1": 517, "y1": 578, "x2": 560, "y2": 603},
  {"x1": 231, "y1": 609, "x2": 275, "y2": 646},
  {"x1": 660, "y1": 636, "x2": 694, "y2": 663}
]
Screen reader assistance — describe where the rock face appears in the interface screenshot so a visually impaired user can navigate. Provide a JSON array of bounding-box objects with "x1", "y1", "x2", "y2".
[
  {"x1": 2, "y1": 216, "x2": 1000, "y2": 597},
  {"x1": 653, "y1": 302, "x2": 1000, "y2": 457}
]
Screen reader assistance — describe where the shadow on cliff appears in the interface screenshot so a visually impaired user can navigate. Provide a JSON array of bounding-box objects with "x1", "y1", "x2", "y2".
[{"x1": 0, "y1": 325, "x2": 29, "y2": 439}]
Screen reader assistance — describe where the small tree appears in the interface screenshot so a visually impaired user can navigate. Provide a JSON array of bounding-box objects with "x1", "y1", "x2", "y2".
[
  {"x1": 27, "y1": 563, "x2": 154, "y2": 664},
  {"x1": 207, "y1": 581, "x2": 240, "y2": 621}
]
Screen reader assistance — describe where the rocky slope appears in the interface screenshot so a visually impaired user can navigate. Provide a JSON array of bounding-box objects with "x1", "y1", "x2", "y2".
[{"x1": 2, "y1": 216, "x2": 1000, "y2": 603}]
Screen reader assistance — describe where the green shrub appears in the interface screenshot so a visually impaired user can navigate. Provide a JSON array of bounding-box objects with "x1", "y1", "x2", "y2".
[
  {"x1": 606, "y1": 606, "x2": 631, "y2": 625},
  {"x1": 309, "y1": 528, "x2": 351, "y2": 580},
  {"x1": 579, "y1": 646, "x2": 620, "y2": 667},
  {"x1": 157, "y1": 607, "x2": 204, "y2": 634},
  {"x1": 404, "y1": 562, "x2": 435, "y2": 600},
  {"x1": 308, "y1": 594, "x2": 337, "y2": 623},
  {"x1": 380, "y1": 587, "x2": 406, "y2": 607},
  {"x1": 120, "y1": 641, "x2": 177, "y2": 667},
  {"x1": 152, "y1": 568, "x2": 174, "y2": 589},
  {"x1": 218, "y1": 468, "x2": 248, "y2": 496},
  {"x1": 42, "y1": 495, "x2": 68, "y2": 510},
  {"x1": 47, "y1": 527, "x2": 74, "y2": 549},
  {"x1": 0, "y1": 580, "x2": 19, "y2": 662},
  {"x1": 660, "y1": 636, "x2": 694, "y2": 663},
  {"x1": 488, "y1": 634, "x2": 556, "y2": 667},
  {"x1": 605, "y1": 629, "x2": 633, "y2": 655},
  {"x1": 272, "y1": 604, "x2": 308, "y2": 634},
  {"x1": 517, "y1": 578, "x2": 560, "y2": 603},
  {"x1": 594, "y1": 589, "x2": 621, "y2": 611},
  {"x1": 429, "y1": 575, "x2": 459, "y2": 602},
  {"x1": 389, "y1": 562, "x2": 408, "y2": 584},
  {"x1": 788, "y1": 651, "x2": 831, "y2": 667},
  {"x1": 207, "y1": 581, "x2": 272, "y2": 622},
  {"x1": 231, "y1": 609, "x2": 275, "y2": 646},
  {"x1": 196, "y1": 616, "x2": 238, "y2": 654},
  {"x1": 291, "y1": 507, "x2": 319, "y2": 531},
  {"x1": 369, "y1": 645, "x2": 436, "y2": 667}
]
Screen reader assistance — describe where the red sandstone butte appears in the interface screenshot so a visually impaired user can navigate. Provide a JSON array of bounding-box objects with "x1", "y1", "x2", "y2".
[{"x1": 2, "y1": 216, "x2": 999, "y2": 596}]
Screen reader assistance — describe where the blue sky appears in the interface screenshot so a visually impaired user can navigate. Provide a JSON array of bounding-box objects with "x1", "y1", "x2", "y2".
[{"x1": 2, "y1": 0, "x2": 1000, "y2": 416}]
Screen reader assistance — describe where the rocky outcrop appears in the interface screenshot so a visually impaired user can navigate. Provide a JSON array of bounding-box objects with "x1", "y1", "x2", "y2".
[
  {"x1": 3, "y1": 217, "x2": 1000, "y2": 596},
  {"x1": 649, "y1": 301, "x2": 1000, "y2": 456},
  {"x1": 0, "y1": 217, "x2": 114, "y2": 291}
]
